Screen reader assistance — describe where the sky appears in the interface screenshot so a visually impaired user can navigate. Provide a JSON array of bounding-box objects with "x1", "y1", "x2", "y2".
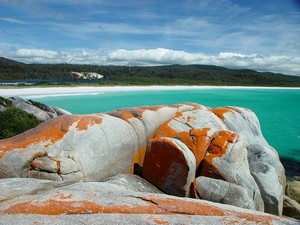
[{"x1": 0, "y1": 0, "x2": 300, "y2": 76}]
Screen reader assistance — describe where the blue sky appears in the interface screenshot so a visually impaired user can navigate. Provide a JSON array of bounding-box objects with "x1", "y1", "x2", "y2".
[{"x1": 0, "y1": 0, "x2": 300, "y2": 75}]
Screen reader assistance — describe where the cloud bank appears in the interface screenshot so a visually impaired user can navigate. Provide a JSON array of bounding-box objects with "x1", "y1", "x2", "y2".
[{"x1": 9, "y1": 48, "x2": 300, "y2": 76}]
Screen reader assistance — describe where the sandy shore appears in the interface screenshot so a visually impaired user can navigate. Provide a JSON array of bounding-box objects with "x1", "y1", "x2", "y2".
[{"x1": 0, "y1": 86, "x2": 299, "y2": 97}]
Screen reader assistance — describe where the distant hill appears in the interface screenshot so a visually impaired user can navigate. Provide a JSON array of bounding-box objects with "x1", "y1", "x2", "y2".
[
  {"x1": 0, "y1": 57, "x2": 25, "y2": 65},
  {"x1": 0, "y1": 57, "x2": 300, "y2": 87}
]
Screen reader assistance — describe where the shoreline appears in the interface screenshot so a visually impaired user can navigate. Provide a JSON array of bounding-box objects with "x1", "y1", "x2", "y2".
[{"x1": 0, "y1": 85, "x2": 300, "y2": 97}]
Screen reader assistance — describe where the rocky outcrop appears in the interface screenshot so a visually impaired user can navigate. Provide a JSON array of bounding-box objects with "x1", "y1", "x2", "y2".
[
  {"x1": 0, "y1": 178, "x2": 297, "y2": 225},
  {"x1": 0, "y1": 104, "x2": 198, "y2": 181},
  {"x1": 0, "y1": 103, "x2": 289, "y2": 219},
  {"x1": 9, "y1": 97, "x2": 70, "y2": 121}
]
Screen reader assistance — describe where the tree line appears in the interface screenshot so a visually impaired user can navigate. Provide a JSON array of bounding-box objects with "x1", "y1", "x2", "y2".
[{"x1": 1, "y1": 57, "x2": 300, "y2": 87}]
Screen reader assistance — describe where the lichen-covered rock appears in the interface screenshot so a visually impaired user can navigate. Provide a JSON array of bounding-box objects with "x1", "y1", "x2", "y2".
[
  {"x1": 213, "y1": 106, "x2": 286, "y2": 215},
  {"x1": 199, "y1": 130, "x2": 264, "y2": 212},
  {"x1": 0, "y1": 178, "x2": 297, "y2": 225},
  {"x1": 0, "y1": 103, "x2": 287, "y2": 217},
  {"x1": 142, "y1": 137, "x2": 196, "y2": 197},
  {"x1": 1, "y1": 213, "x2": 297, "y2": 225},
  {"x1": 107, "y1": 103, "x2": 200, "y2": 166},
  {"x1": 0, "y1": 104, "x2": 197, "y2": 182},
  {"x1": 192, "y1": 176, "x2": 256, "y2": 210},
  {"x1": 0, "y1": 114, "x2": 138, "y2": 181}
]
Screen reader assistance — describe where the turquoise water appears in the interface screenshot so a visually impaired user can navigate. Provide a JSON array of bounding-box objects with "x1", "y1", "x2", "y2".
[{"x1": 30, "y1": 88, "x2": 300, "y2": 162}]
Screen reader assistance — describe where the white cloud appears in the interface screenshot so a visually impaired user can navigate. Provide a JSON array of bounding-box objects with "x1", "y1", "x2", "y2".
[
  {"x1": 107, "y1": 48, "x2": 300, "y2": 75},
  {"x1": 16, "y1": 49, "x2": 58, "y2": 58},
  {"x1": 0, "y1": 17, "x2": 26, "y2": 24},
  {"x1": 8, "y1": 48, "x2": 300, "y2": 76}
]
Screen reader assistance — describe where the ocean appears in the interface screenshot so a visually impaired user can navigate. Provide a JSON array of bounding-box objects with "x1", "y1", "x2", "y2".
[{"x1": 29, "y1": 88, "x2": 300, "y2": 163}]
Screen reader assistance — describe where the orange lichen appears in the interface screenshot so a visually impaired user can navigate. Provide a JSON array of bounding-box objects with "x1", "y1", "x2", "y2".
[
  {"x1": 199, "y1": 155, "x2": 225, "y2": 179},
  {"x1": 147, "y1": 216, "x2": 170, "y2": 225},
  {"x1": 0, "y1": 114, "x2": 103, "y2": 159},
  {"x1": 132, "y1": 146, "x2": 147, "y2": 169},
  {"x1": 154, "y1": 120, "x2": 212, "y2": 168},
  {"x1": 3, "y1": 199, "x2": 169, "y2": 215},
  {"x1": 2, "y1": 194, "x2": 285, "y2": 224},
  {"x1": 189, "y1": 128, "x2": 213, "y2": 167},
  {"x1": 75, "y1": 115, "x2": 103, "y2": 131},
  {"x1": 208, "y1": 131, "x2": 237, "y2": 155},
  {"x1": 187, "y1": 115, "x2": 196, "y2": 123},
  {"x1": 154, "y1": 121, "x2": 178, "y2": 138},
  {"x1": 212, "y1": 107, "x2": 232, "y2": 120},
  {"x1": 143, "y1": 138, "x2": 190, "y2": 196},
  {"x1": 108, "y1": 110, "x2": 135, "y2": 120},
  {"x1": 198, "y1": 130, "x2": 238, "y2": 179},
  {"x1": 142, "y1": 195, "x2": 226, "y2": 216},
  {"x1": 235, "y1": 213, "x2": 280, "y2": 225}
]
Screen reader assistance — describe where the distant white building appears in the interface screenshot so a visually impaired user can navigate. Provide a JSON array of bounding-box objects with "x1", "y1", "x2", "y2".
[{"x1": 71, "y1": 71, "x2": 104, "y2": 80}]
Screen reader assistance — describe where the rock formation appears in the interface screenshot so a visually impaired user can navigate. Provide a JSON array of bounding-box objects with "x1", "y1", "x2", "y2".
[
  {"x1": 0, "y1": 102, "x2": 297, "y2": 223},
  {"x1": 9, "y1": 97, "x2": 71, "y2": 121},
  {"x1": 0, "y1": 177, "x2": 296, "y2": 224}
]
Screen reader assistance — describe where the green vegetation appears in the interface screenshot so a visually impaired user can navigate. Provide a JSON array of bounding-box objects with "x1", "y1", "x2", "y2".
[
  {"x1": 1, "y1": 57, "x2": 300, "y2": 87},
  {"x1": 0, "y1": 96, "x2": 12, "y2": 107},
  {"x1": 28, "y1": 99, "x2": 47, "y2": 111},
  {"x1": 0, "y1": 107, "x2": 39, "y2": 139}
]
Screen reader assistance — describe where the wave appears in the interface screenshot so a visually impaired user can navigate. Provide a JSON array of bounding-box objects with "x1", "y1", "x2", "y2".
[{"x1": 24, "y1": 92, "x2": 104, "y2": 99}]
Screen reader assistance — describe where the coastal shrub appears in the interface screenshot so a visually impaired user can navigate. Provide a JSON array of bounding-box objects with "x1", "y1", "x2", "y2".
[
  {"x1": 28, "y1": 99, "x2": 47, "y2": 110},
  {"x1": 0, "y1": 107, "x2": 39, "y2": 139},
  {"x1": 0, "y1": 97, "x2": 12, "y2": 107}
]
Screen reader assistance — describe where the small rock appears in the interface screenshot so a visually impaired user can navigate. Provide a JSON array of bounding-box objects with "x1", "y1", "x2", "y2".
[
  {"x1": 53, "y1": 106, "x2": 72, "y2": 116},
  {"x1": 0, "y1": 105, "x2": 7, "y2": 112},
  {"x1": 283, "y1": 195, "x2": 300, "y2": 220},
  {"x1": 192, "y1": 176, "x2": 256, "y2": 210},
  {"x1": 286, "y1": 181, "x2": 300, "y2": 204}
]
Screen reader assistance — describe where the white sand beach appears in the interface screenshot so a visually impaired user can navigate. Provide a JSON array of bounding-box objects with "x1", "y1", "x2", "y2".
[{"x1": 0, "y1": 86, "x2": 299, "y2": 97}]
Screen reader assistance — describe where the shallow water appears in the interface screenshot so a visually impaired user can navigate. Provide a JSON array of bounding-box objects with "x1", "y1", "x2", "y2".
[{"x1": 30, "y1": 88, "x2": 300, "y2": 162}]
